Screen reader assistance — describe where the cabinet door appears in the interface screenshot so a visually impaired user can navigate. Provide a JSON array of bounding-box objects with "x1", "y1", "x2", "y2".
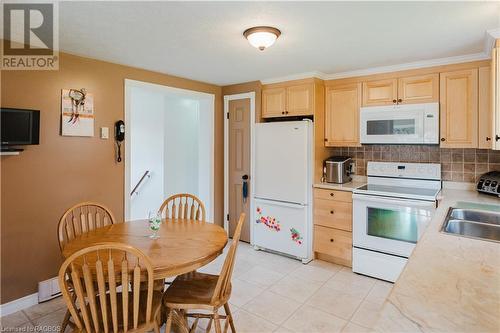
[
  {"x1": 325, "y1": 84, "x2": 361, "y2": 147},
  {"x1": 262, "y1": 87, "x2": 286, "y2": 118},
  {"x1": 439, "y1": 69, "x2": 478, "y2": 148},
  {"x1": 287, "y1": 83, "x2": 314, "y2": 116},
  {"x1": 398, "y1": 74, "x2": 439, "y2": 104},
  {"x1": 478, "y1": 67, "x2": 492, "y2": 149},
  {"x1": 362, "y1": 79, "x2": 397, "y2": 106},
  {"x1": 493, "y1": 46, "x2": 500, "y2": 150}
]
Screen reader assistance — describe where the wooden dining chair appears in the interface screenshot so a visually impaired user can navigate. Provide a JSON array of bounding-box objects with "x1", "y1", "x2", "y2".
[
  {"x1": 158, "y1": 193, "x2": 206, "y2": 221},
  {"x1": 162, "y1": 213, "x2": 245, "y2": 333},
  {"x1": 59, "y1": 242, "x2": 163, "y2": 333},
  {"x1": 58, "y1": 202, "x2": 116, "y2": 251},
  {"x1": 58, "y1": 202, "x2": 117, "y2": 331}
]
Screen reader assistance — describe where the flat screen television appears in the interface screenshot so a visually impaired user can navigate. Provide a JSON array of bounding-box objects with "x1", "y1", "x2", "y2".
[{"x1": 1, "y1": 108, "x2": 40, "y2": 146}]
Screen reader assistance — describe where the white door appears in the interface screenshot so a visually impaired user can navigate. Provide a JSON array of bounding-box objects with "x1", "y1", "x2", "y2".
[
  {"x1": 253, "y1": 199, "x2": 308, "y2": 258},
  {"x1": 254, "y1": 121, "x2": 310, "y2": 204}
]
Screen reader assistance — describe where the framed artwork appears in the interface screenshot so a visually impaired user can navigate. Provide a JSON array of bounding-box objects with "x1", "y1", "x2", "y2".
[{"x1": 61, "y1": 89, "x2": 94, "y2": 137}]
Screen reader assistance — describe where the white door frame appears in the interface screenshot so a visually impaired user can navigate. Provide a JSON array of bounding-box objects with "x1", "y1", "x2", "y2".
[
  {"x1": 124, "y1": 78, "x2": 216, "y2": 222},
  {"x1": 223, "y1": 92, "x2": 256, "y2": 243}
]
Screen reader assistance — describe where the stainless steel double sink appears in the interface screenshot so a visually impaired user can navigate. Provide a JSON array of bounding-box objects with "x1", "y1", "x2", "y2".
[{"x1": 441, "y1": 204, "x2": 500, "y2": 243}]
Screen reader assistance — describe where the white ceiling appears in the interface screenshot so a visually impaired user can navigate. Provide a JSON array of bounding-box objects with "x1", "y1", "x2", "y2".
[{"x1": 58, "y1": 2, "x2": 500, "y2": 86}]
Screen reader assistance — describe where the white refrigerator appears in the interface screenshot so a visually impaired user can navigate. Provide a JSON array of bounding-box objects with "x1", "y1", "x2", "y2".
[{"x1": 252, "y1": 120, "x2": 313, "y2": 263}]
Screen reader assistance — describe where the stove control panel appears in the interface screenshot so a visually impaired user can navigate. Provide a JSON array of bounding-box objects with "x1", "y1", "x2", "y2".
[
  {"x1": 367, "y1": 162, "x2": 441, "y2": 180},
  {"x1": 477, "y1": 171, "x2": 500, "y2": 197}
]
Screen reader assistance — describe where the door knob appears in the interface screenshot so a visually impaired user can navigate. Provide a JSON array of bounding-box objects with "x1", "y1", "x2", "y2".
[
  {"x1": 441, "y1": 138, "x2": 446, "y2": 142},
  {"x1": 242, "y1": 174, "x2": 249, "y2": 180}
]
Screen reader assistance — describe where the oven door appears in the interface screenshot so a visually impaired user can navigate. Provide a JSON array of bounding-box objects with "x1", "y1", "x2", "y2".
[
  {"x1": 360, "y1": 107, "x2": 424, "y2": 144},
  {"x1": 352, "y1": 194, "x2": 435, "y2": 257}
]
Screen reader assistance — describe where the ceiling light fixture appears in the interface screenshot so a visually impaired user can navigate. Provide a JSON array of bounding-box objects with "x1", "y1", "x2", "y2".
[{"x1": 243, "y1": 26, "x2": 281, "y2": 51}]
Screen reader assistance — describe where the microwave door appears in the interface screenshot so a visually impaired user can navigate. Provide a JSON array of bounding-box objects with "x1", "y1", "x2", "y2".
[{"x1": 361, "y1": 109, "x2": 424, "y2": 144}]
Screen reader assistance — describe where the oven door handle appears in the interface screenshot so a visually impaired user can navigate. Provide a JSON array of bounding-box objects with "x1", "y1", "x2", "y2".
[{"x1": 352, "y1": 193, "x2": 436, "y2": 208}]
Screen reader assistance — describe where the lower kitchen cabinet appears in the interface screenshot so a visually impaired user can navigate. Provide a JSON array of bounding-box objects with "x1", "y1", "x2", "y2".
[{"x1": 313, "y1": 188, "x2": 353, "y2": 267}]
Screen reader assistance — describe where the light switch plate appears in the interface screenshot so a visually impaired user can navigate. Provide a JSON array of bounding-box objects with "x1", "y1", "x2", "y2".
[{"x1": 101, "y1": 127, "x2": 109, "y2": 139}]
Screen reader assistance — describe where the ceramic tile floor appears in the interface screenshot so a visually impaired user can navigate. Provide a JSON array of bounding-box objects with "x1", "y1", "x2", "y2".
[{"x1": 0, "y1": 241, "x2": 392, "y2": 332}]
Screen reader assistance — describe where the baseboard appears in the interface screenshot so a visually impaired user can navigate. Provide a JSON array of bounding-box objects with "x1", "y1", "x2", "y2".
[{"x1": 0, "y1": 293, "x2": 38, "y2": 317}]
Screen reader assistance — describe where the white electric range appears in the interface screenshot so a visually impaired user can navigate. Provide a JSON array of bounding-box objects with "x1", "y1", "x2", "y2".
[{"x1": 352, "y1": 162, "x2": 441, "y2": 282}]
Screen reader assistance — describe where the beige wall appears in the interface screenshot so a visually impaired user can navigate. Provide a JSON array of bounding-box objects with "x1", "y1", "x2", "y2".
[{"x1": 1, "y1": 52, "x2": 222, "y2": 303}]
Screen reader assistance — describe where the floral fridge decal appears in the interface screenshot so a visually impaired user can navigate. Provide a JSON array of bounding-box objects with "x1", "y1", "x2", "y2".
[
  {"x1": 290, "y1": 228, "x2": 303, "y2": 245},
  {"x1": 255, "y1": 207, "x2": 281, "y2": 232}
]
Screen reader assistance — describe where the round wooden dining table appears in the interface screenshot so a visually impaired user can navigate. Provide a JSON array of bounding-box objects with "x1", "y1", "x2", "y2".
[{"x1": 62, "y1": 219, "x2": 228, "y2": 279}]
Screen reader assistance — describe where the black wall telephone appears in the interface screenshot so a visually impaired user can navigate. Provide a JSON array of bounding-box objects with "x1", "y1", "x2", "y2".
[{"x1": 115, "y1": 120, "x2": 125, "y2": 162}]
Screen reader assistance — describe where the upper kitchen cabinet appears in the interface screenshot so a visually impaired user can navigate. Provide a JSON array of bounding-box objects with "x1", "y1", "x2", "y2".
[
  {"x1": 439, "y1": 69, "x2": 478, "y2": 148},
  {"x1": 262, "y1": 87, "x2": 286, "y2": 118},
  {"x1": 398, "y1": 74, "x2": 439, "y2": 104},
  {"x1": 287, "y1": 84, "x2": 314, "y2": 116},
  {"x1": 262, "y1": 79, "x2": 322, "y2": 118},
  {"x1": 362, "y1": 74, "x2": 438, "y2": 107},
  {"x1": 362, "y1": 79, "x2": 397, "y2": 106},
  {"x1": 325, "y1": 83, "x2": 361, "y2": 147},
  {"x1": 478, "y1": 67, "x2": 492, "y2": 149},
  {"x1": 493, "y1": 40, "x2": 500, "y2": 151}
]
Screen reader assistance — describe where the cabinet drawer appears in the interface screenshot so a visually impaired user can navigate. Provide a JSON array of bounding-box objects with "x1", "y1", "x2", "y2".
[
  {"x1": 314, "y1": 225, "x2": 352, "y2": 264},
  {"x1": 313, "y1": 188, "x2": 352, "y2": 203},
  {"x1": 314, "y1": 198, "x2": 352, "y2": 231}
]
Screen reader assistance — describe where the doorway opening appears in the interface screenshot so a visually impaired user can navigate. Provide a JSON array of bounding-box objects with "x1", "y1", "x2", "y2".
[{"x1": 125, "y1": 79, "x2": 215, "y2": 222}]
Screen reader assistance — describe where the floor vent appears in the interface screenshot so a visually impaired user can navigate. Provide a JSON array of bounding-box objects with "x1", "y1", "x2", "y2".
[{"x1": 38, "y1": 276, "x2": 61, "y2": 302}]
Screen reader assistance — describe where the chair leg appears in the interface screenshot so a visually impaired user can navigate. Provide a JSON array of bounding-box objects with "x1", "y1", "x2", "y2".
[
  {"x1": 214, "y1": 310, "x2": 222, "y2": 333},
  {"x1": 223, "y1": 303, "x2": 236, "y2": 333},
  {"x1": 154, "y1": 321, "x2": 160, "y2": 333},
  {"x1": 206, "y1": 318, "x2": 213, "y2": 333},
  {"x1": 61, "y1": 309, "x2": 71, "y2": 333},
  {"x1": 165, "y1": 309, "x2": 173, "y2": 333}
]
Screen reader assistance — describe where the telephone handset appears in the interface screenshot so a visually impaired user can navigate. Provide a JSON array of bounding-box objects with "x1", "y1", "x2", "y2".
[{"x1": 115, "y1": 120, "x2": 125, "y2": 162}]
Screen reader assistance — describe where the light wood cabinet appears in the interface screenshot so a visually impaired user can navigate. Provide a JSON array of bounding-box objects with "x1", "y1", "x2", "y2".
[
  {"x1": 262, "y1": 87, "x2": 286, "y2": 118},
  {"x1": 262, "y1": 81, "x2": 318, "y2": 118},
  {"x1": 287, "y1": 84, "x2": 314, "y2": 116},
  {"x1": 439, "y1": 69, "x2": 478, "y2": 148},
  {"x1": 493, "y1": 41, "x2": 500, "y2": 150},
  {"x1": 362, "y1": 74, "x2": 438, "y2": 106},
  {"x1": 313, "y1": 188, "x2": 352, "y2": 267},
  {"x1": 362, "y1": 79, "x2": 397, "y2": 106},
  {"x1": 325, "y1": 84, "x2": 361, "y2": 147},
  {"x1": 398, "y1": 74, "x2": 439, "y2": 104},
  {"x1": 478, "y1": 67, "x2": 492, "y2": 149}
]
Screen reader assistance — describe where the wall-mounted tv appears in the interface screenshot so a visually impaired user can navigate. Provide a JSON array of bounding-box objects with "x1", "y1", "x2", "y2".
[{"x1": 1, "y1": 108, "x2": 40, "y2": 146}]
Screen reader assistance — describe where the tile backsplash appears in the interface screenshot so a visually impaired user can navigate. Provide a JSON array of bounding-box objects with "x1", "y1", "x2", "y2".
[{"x1": 327, "y1": 146, "x2": 500, "y2": 183}]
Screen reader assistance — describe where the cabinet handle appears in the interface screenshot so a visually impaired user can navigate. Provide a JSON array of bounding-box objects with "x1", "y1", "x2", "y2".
[
  {"x1": 330, "y1": 238, "x2": 334, "y2": 243},
  {"x1": 285, "y1": 111, "x2": 289, "y2": 115},
  {"x1": 397, "y1": 98, "x2": 402, "y2": 103},
  {"x1": 330, "y1": 192, "x2": 334, "y2": 197},
  {"x1": 330, "y1": 210, "x2": 335, "y2": 215},
  {"x1": 486, "y1": 137, "x2": 492, "y2": 141},
  {"x1": 441, "y1": 138, "x2": 446, "y2": 142},
  {"x1": 496, "y1": 135, "x2": 500, "y2": 142},
  {"x1": 281, "y1": 111, "x2": 285, "y2": 115},
  {"x1": 324, "y1": 138, "x2": 328, "y2": 142},
  {"x1": 392, "y1": 99, "x2": 397, "y2": 104}
]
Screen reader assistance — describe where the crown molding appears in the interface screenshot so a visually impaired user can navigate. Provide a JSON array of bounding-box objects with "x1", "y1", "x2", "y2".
[
  {"x1": 261, "y1": 71, "x2": 326, "y2": 85},
  {"x1": 485, "y1": 28, "x2": 500, "y2": 57},
  {"x1": 324, "y1": 52, "x2": 489, "y2": 80},
  {"x1": 261, "y1": 30, "x2": 498, "y2": 84}
]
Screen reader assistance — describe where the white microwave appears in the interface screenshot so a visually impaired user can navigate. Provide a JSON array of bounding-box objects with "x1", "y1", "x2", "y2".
[{"x1": 360, "y1": 103, "x2": 439, "y2": 144}]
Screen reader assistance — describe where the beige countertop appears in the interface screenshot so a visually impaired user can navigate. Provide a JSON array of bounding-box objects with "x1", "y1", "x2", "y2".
[
  {"x1": 374, "y1": 188, "x2": 500, "y2": 333},
  {"x1": 313, "y1": 176, "x2": 366, "y2": 192}
]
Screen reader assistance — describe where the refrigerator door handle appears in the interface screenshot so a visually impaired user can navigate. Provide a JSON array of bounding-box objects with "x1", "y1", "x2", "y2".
[{"x1": 254, "y1": 198, "x2": 306, "y2": 208}]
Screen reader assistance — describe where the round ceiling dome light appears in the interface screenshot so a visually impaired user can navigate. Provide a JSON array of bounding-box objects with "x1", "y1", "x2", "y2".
[{"x1": 243, "y1": 26, "x2": 281, "y2": 51}]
